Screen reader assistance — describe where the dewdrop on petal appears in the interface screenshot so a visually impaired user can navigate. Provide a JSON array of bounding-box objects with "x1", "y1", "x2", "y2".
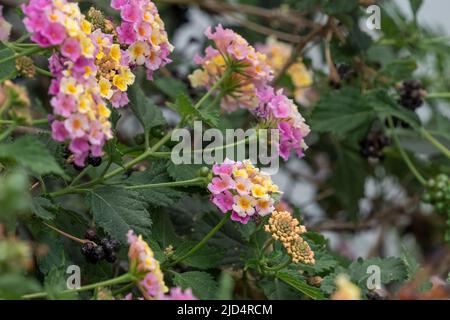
[{"x1": 264, "y1": 211, "x2": 304, "y2": 245}]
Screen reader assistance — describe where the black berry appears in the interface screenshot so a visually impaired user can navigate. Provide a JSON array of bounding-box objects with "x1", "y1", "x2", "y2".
[
  {"x1": 73, "y1": 163, "x2": 85, "y2": 171},
  {"x1": 81, "y1": 242, "x2": 95, "y2": 256},
  {"x1": 397, "y1": 80, "x2": 425, "y2": 110},
  {"x1": 359, "y1": 130, "x2": 390, "y2": 160},
  {"x1": 367, "y1": 291, "x2": 384, "y2": 300},
  {"x1": 105, "y1": 251, "x2": 117, "y2": 263},
  {"x1": 85, "y1": 228, "x2": 97, "y2": 241},
  {"x1": 87, "y1": 156, "x2": 102, "y2": 167},
  {"x1": 337, "y1": 64, "x2": 356, "y2": 81}
]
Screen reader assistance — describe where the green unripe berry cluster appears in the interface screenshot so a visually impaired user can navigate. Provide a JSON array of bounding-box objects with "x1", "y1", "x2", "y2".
[{"x1": 422, "y1": 174, "x2": 450, "y2": 215}]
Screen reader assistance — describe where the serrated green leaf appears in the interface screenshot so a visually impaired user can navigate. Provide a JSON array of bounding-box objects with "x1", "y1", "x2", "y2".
[
  {"x1": 299, "y1": 250, "x2": 339, "y2": 274},
  {"x1": 88, "y1": 186, "x2": 152, "y2": 243},
  {"x1": 260, "y1": 277, "x2": 303, "y2": 300},
  {"x1": 129, "y1": 84, "x2": 166, "y2": 135},
  {"x1": 0, "y1": 136, "x2": 66, "y2": 178},
  {"x1": 173, "y1": 242, "x2": 225, "y2": 269},
  {"x1": 379, "y1": 59, "x2": 417, "y2": 83},
  {"x1": 167, "y1": 162, "x2": 203, "y2": 181},
  {"x1": 30, "y1": 197, "x2": 56, "y2": 220},
  {"x1": 368, "y1": 89, "x2": 420, "y2": 127},
  {"x1": 126, "y1": 160, "x2": 185, "y2": 207},
  {"x1": 154, "y1": 77, "x2": 188, "y2": 100},
  {"x1": 333, "y1": 145, "x2": 366, "y2": 217},
  {"x1": 0, "y1": 48, "x2": 17, "y2": 82},
  {"x1": 150, "y1": 211, "x2": 180, "y2": 248},
  {"x1": 311, "y1": 88, "x2": 376, "y2": 139},
  {"x1": 276, "y1": 271, "x2": 325, "y2": 300},
  {"x1": 44, "y1": 267, "x2": 78, "y2": 300},
  {"x1": 348, "y1": 257, "x2": 408, "y2": 285},
  {"x1": 172, "y1": 271, "x2": 218, "y2": 300}
]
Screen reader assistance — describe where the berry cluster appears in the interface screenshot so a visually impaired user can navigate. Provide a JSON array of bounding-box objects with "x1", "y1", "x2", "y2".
[
  {"x1": 81, "y1": 228, "x2": 120, "y2": 264},
  {"x1": 359, "y1": 130, "x2": 390, "y2": 160},
  {"x1": 422, "y1": 174, "x2": 450, "y2": 215},
  {"x1": 397, "y1": 80, "x2": 425, "y2": 110}
]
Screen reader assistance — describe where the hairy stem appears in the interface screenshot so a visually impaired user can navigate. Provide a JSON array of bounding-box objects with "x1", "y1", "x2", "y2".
[
  {"x1": 22, "y1": 273, "x2": 133, "y2": 299},
  {"x1": 388, "y1": 117, "x2": 426, "y2": 185},
  {"x1": 167, "y1": 211, "x2": 232, "y2": 267},
  {"x1": 420, "y1": 127, "x2": 450, "y2": 160}
]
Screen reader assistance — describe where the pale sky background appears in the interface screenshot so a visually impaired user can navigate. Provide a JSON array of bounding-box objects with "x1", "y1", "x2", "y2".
[{"x1": 396, "y1": 0, "x2": 450, "y2": 33}]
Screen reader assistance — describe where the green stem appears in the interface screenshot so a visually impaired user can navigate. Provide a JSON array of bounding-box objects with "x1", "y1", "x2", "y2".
[
  {"x1": 126, "y1": 177, "x2": 206, "y2": 190},
  {"x1": 35, "y1": 66, "x2": 53, "y2": 77},
  {"x1": 167, "y1": 211, "x2": 232, "y2": 267},
  {"x1": 22, "y1": 273, "x2": 133, "y2": 300},
  {"x1": 193, "y1": 69, "x2": 232, "y2": 110},
  {"x1": 425, "y1": 92, "x2": 450, "y2": 99},
  {"x1": 0, "y1": 123, "x2": 17, "y2": 141},
  {"x1": 69, "y1": 165, "x2": 92, "y2": 187},
  {"x1": 420, "y1": 127, "x2": 450, "y2": 160},
  {"x1": 387, "y1": 117, "x2": 426, "y2": 185},
  {"x1": 0, "y1": 118, "x2": 48, "y2": 125},
  {"x1": 0, "y1": 46, "x2": 47, "y2": 65},
  {"x1": 265, "y1": 258, "x2": 292, "y2": 273}
]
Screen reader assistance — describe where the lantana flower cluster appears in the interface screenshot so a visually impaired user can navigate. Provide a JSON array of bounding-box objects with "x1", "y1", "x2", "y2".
[
  {"x1": 0, "y1": 5, "x2": 11, "y2": 41},
  {"x1": 254, "y1": 87, "x2": 310, "y2": 160},
  {"x1": 126, "y1": 230, "x2": 197, "y2": 300},
  {"x1": 265, "y1": 211, "x2": 315, "y2": 265},
  {"x1": 127, "y1": 230, "x2": 168, "y2": 299},
  {"x1": 258, "y1": 37, "x2": 313, "y2": 105},
  {"x1": 111, "y1": 0, "x2": 173, "y2": 80},
  {"x1": 208, "y1": 159, "x2": 280, "y2": 224},
  {"x1": 22, "y1": 0, "x2": 139, "y2": 165},
  {"x1": 189, "y1": 24, "x2": 273, "y2": 112}
]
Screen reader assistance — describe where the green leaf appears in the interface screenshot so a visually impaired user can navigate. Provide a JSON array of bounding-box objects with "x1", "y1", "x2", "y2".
[
  {"x1": 323, "y1": 0, "x2": 357, "y2": 14},
  {"x1": 260, "y1": 277, "x2": 303, "y2": 300},
  {"x1": 30, "y1": 197, "x2": 56, "y2": 220},
  {"x1": 0, "y1": 48, "x2": 17, "y2": 82},
  {"x1": 410, "y1": 0, "x2": 423, "y2": 16},
  {"x1": 379, "y1": 59, "x2": 417, "y2": 83},
  {"x1": 348, "y1": 257, "x2": 408, "y2": 286},
  {"x1": 126, "y1": 160, "x2": 185, "y2": 207},
  {"x1": 367, "y1": 89, "x2": 420, "y2": 127},
  {"x1": 129, "y1": 84, "x2": 166, "y2": 136},
  {"x1": 311, "y1": 88, "x2": 376, "y2": 139},
  {"x1": 276, "y1": 271, "x2": 325, "y2": 300},
  {"x1": 87, "y1": 186, "x2": 152, "y2": 242},
  {"x1": 172, "y1": 271, "x2": 218, "y2": 300},
  {"x1": 173, "y1": 242, "x2": 225, "y2": 269},
  {"x1": 44, "y1": 267, "x2": 78, "y2": 300},
  {"x1": 332, "y1": 145, "x2": 366, "y2": 217},
  {"x1": 104, "y1": 138, "x2": 124, "y2": 167},
  {"x1": 0, "y1": 136, "x2": 66, "y2": 178},
  {"x1": 154, "y1": 77, "x2": 188, "y2": 100},
  {"x1": 299, "y1": 250, "x2": 339, "y2": 274},
  {"x1": 0, "y1": 274, "x2": 41, "y2": 299},
  {"x1": 167, "y1": 162, "x2": 203, "y2": 181},
  {"x1": 167, "y1": 93, "x2": 220, "y2": 127},
  {"x1": 167, "y1": 93, "x2": 197, "y2": 118},
  {"x1": 150, "y1": 211, "x2": 180, "y2": 248}
]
